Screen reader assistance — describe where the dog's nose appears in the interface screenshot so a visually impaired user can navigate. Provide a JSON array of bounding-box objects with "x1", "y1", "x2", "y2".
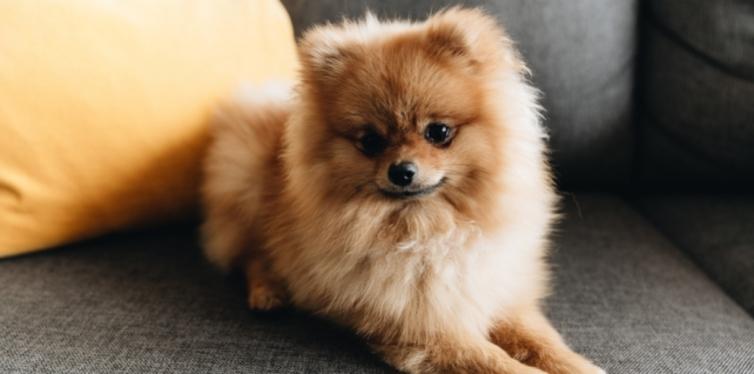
[{"x1": 388, "y1": 161, "x2": 417, "y2": 187}]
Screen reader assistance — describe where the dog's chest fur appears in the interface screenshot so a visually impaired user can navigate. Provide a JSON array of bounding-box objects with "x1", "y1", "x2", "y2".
[{"x1": 270, "y1": 204, "x2": 545, "y2": 340}]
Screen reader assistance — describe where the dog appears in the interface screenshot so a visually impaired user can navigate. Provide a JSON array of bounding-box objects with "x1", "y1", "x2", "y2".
[{"x1": 201, "y1": 7, "x2": 604, "y2": 374}]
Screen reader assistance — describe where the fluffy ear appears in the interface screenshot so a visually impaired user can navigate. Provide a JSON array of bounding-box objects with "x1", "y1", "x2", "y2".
[
  {"x1": 424, "y1": 19, "x2": 469, "y2": 60},
  {"x1": 297, "y1": 24, "x2": 360, "y2": 87},
  {"x1": 424, "y1": 7, "x2": 526, "y2": 73}
]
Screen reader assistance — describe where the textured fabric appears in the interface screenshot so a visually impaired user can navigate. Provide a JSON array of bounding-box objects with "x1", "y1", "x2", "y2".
[
  {"x1": 280, "y1": 0, "x2": 639, "y2": 188},
  {"x1": 0, "y1": 228, "x2": 391, "y2": 374},
  {"x1": 2, "y1": 195, "x2": 753, "y2": 373},
  {"x1": 634, "y1": 195, "x2": 754, "y2": 315},
  {"x1": 0, "y1": 0, "x2": 298, "y2": 257},
  {"x1": 549, "y1": 195, "x2": 754, "y2": 373},
  {"x1": 637, "y1": 0, "x2": 754, "y2": 189}
]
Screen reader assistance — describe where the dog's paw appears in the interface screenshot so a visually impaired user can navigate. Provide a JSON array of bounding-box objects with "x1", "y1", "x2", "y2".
[{"x1": 247, "y1": 284, "x2": 286, "y2": 311}]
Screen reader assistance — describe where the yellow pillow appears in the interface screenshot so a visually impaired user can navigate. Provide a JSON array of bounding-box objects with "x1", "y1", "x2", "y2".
[{"x1": 0, "y1": 0, "x2": 298, "y2": 257}]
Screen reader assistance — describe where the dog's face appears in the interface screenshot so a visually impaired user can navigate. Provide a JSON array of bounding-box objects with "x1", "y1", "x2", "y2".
[
  {"x1": 292, "y1": 9, "x2": 521, "y2": 212},
  {"x1": 312, "y1": 45, "x2": 490, "y2": 202}
]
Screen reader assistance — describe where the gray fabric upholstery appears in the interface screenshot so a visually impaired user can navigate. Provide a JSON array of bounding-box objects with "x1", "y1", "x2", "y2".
[
  {"x1": 280, "y1": 0, "x2": 639, "y2": 188},
  {"x1": 549, "y1": 195, "x2": 754, "y2": 373},
  {"x1": 638, "y1": 0, "x2": 754, "y2": 188},
  {"x1": 634, "y1": 195, "x2": 754, "y2": 315},
  {"x1": 2, "y1": 195, "x2": 753, "y2": 373},
  {"x1": 649, "y1": 0, "x2": 754, "y2": 79},
  {"x1": 0, "y1": 229, "x2": 391, "y2": 374}
]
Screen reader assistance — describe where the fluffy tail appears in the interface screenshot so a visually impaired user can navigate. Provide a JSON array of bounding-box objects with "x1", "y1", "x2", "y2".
[{"x1": 200, "y1": 82, "x2": 292, "y2": 270}]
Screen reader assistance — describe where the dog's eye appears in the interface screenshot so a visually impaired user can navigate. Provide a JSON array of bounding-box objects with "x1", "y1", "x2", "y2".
[
  {"x1": 425, "y1": 122, "x2": 454, "y2": 146},
  {"x1": 357, "y1": 129, "x2": 387, "y2": 156}
]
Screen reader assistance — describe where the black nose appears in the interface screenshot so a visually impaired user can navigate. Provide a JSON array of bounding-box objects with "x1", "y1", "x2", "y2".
[{"x1": 388, "y1": 161, "x2": 417, "y2": 187}]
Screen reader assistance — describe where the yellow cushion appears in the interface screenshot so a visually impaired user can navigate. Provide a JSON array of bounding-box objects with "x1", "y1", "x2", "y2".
[{"x1": 0, "y1": 0, "x2": 298, "y2": 257}]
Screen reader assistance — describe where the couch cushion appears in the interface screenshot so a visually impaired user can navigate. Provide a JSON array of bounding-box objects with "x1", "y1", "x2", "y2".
[
  {"x1": 2, "y1": 195, "x2": 753, "y2": 373},
  {"x1": 280, "y1": 0, "x2": 639, "y2": 189},
  {"x1": 638, "y1": 0, "x2": 754, "y2": 189},
  {"x1": 634, "y1": 194, "x2": 754, "y2": 315},
  {"x1": 551, "y1": 195, "x2": 754, "y2": 373},
  {"x1": 0, "y1": 228, "x2": 391, "y2": 374}
]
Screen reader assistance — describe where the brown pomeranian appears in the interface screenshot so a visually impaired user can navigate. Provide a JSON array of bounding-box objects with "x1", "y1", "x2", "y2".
[{"x1": 201, "y1": 7, "x2": 603, "y2": 374}]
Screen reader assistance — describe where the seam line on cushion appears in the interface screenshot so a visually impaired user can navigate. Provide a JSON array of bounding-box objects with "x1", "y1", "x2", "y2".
[
  {"x1": 629, "y1": 4, "x2": 649, "y2": 192},
  {"x1": 645, "y1": 11, "x2": 754, "y2": 83},
  {"x1": 640, "y1": 109, "x2": 750, "y2": 174},
  {"x1": 625, "y1": 197, "x2": 754, "y2": 319}
]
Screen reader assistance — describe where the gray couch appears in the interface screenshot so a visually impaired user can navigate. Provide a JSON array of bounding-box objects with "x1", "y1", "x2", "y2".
[{"x1": 2, "y1": 1, "x2": 753, "y2": 373}]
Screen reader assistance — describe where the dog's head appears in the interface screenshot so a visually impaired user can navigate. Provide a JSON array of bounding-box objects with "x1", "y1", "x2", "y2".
[{"x1": 287, "y1": 8, "x2": 535, "y2": 224}]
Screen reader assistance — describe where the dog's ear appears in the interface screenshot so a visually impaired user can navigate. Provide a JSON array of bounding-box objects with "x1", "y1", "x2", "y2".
[
  {"x1": 298, "y1": 23, "x2": 361, "y2": 88},
  {"x1": 424, "y1": 7, "x2": 526, "y2": 74},
  {"x1": 423, "y1": 16, "x2": 470, "y2": 61}
]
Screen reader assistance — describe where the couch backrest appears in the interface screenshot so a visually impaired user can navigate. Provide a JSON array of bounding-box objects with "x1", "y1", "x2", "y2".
[
  {"x1": 281, "y1": 0, "x2": 640, "y2": 189},
  {"x1": 637, "y1": 0, "x2": 754, "y2": 191}
]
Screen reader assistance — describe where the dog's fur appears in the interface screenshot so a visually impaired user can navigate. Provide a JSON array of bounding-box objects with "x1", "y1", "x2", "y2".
[{"x1": 201, "y1": 8, "x2": 603, "y2": 374}]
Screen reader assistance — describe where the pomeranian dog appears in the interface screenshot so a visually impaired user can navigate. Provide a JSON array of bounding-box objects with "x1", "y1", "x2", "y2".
[{"x1": 202, "y1": 7, "x2": 603, "y2": 374}]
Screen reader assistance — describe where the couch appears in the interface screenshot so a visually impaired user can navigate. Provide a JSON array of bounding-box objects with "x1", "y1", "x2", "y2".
[{"x1": 2, "y1": 1, "x2": 753, "y2": 373}]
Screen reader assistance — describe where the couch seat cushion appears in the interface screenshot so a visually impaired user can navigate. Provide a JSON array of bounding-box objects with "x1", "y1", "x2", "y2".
[
  {"x1": 635, "y1": 194, "x2": 754, "y2": 315},
  {"x1": 1, "y1": 195, "x2": 752, "y2": 373}
]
